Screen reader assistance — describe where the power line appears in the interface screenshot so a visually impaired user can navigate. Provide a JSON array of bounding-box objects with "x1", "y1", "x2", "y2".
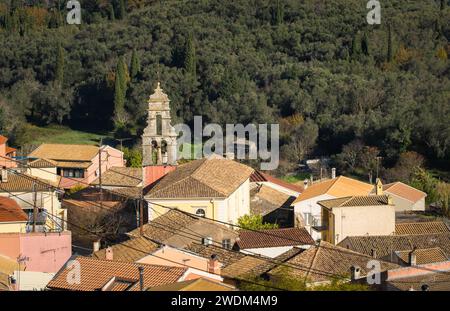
[{"x1": 3, "y1": 156, "x2": 449, "y2": 280}]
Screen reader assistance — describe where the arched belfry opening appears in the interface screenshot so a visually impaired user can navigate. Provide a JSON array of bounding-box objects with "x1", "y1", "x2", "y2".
[{"x1": 142, "y1": 82, "x2": 178, "y2": 166}]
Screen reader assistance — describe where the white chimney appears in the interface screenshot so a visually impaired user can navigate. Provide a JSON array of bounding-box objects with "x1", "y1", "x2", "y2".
[
  {"x1": 331, "y1": 168, "x2": 336, "y2": 179},
  {"x1": 303, "y1": 179, "x2": 309, "y2": 190},
  {"x1": 409, "y1": 249, "x2": 417, "y2": 266},
  {"x1": 93, "y1": 240, "x2": 101, "y2": 252},
  {"x1": 1, "y1": 168, "x2": 8, "y2": 183},
  {"x1": 350, "y1": 265, "x2": 361, "y2": 281}
]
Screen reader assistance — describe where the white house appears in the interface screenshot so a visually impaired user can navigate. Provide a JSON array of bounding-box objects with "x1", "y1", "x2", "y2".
[
  {"x1": 375, "y1": 181, "x2": 427, "y2": 212},
  {"x1": 292, "y1": 176, "x2": 374, "y2": 240}
]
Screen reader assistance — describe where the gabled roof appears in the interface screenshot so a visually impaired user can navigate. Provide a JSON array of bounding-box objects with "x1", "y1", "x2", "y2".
[
  {"x1": 386, "y1": 270, "x2": 450, "y2": 291},
  {"x1": 148, "y1": 278, "x2": 235, "y2": 291},
  {"x1": 268, "y1": 241, "x2": 398, "y2": 283},
  {"x1": 293, "y1": 176, "x2": 374, "y2": 204},
  {"x1": 144, "y1": 158, "x2": 254, "y2": 199},
  {"x1": 250, "y1": 184, "x2": 295, "y2": 218},
  {"x1": 91, "y1": 167, "x2": 142, "y2": 187},
  {"x1": 382, "y1": 182, "x2": 427, "y2": 203},
  {"x1": 127, "y1": 209, "x2": 200, "y2": 242},
  {"x1": 236, "y1": 228, "x2": 314, "y2": 249},
  {"x1": 0, "y1": 171, "x2": 60, "y2": 192},
  {"x1": 29, "y1": 144, "x2": 100, "y2": 162},
  {"x1": 317, "y1": 195, "x2": 392, "y2": 209},
  {"x1": 93, "y1": 237, "x2": 160, "y2": 262},
  {"x1": 395, "y1": 247, "x2": 448, "y2": 265},
  {"x1": 28, "y1": 158, "x2": 58, "y2": 168},
  {"x1": 5, "y1": 146, "x2": 16, "y2": 154},
  {"x1": 338, "y1": 233, "x2": 450, "y2": 259},
  {"x1": 395, "y1": 221, "x2": 450, "y2": 235},
  {"x1": 0, "y1": 197, "x2": 27, "y2": 223},
  {"x1": 250, "y1": 170, "x2": 304, "y2": 193},
  {"x1": 47, "y1": 256, "x2": 187, "y2": 291}
]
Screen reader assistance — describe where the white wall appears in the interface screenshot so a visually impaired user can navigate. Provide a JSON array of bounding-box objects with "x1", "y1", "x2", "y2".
[
  {"x1": 14, "y1": 271, "x2": 55, "y2": 291},
  {"x1": 240, "y1": 244, "x2": 310, "y2": 258},
  {"x1": 293, "y1": 194, "x2": 334, "y2": 241},
  {"x1": 387, "y1": 193, "x2": 425, "y2": 212}
]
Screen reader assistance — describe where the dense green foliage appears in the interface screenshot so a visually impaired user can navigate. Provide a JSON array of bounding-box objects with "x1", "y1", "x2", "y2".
[
  {"x1": 237, "y1": 214, "x2": 279, "y2": 230},
  {"x1": 0, "y1": 0, "x2": 449, "y2": 173}
]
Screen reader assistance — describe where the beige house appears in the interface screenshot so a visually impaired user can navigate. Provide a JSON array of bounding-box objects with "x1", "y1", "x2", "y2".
[
  {"x1": 292, "y1": 176, "x2": 374, "y2": 240},
  {"x1": 0, "y1": 168, "x2": 64, "y2": 231},
  {"x1": 144, "y1": 158, "x2": 253, "y2": 225},
  {"x1": 318, "y1": 195, "x2": 396, "y2": 245},
  {"x1": 377, "y1": 181, "x2": 427, "y2": 212}
]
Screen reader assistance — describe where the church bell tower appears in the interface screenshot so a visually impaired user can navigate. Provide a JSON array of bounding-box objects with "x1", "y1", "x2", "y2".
[{"x1": 142, "y1": 82, "x2": 178, "y2": 168}]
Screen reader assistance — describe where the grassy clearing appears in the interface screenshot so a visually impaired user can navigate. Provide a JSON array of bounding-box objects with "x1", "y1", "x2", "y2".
[
  {"x1": 281, "y1": 172, "x2": 311, "y2": 183},
  {"x1": 20, "y1": 124, "x2": 109, "y2": 146}
]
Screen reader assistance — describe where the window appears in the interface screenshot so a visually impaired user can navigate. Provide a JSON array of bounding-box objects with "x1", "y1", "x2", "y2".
[
  {"x1": 156, "y1": 114, "x2": 162, "y2": 135},
  {"x1": 222, "y1": 239, "x2": 231, "y2": 249},
  {"x1": 304, "y1": 213, "x2": 312, "y2": 225},
  {"x1": 195, "y1": 208, "x2": 206, "y2": 218},
  {"x1": 63, "y1": 169, "x2": 84, "y2": 178}
]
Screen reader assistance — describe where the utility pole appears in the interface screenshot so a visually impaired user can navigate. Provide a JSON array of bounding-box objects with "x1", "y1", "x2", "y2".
[
  {"x1": 116, "y1": 137, "x2": 132, "y2": 165},
  {"x1": 98, "y1": 138, "x2": 103, "y2": 207},
  {"x1": 32, "y1": 182, "x2": 37, "y2": 233},
  {"x1": 139, "y1": 195, "x2": 144, "y2": 236}
]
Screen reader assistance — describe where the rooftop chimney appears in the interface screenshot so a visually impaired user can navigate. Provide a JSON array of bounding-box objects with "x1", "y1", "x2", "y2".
[
  {"x1": 138, "y1": 266, "x2": 144, "y2": 291},
  {"x1": 303, "y1": 179, "x2": 309, "y2": 190},
  {"x1": 93, "y1": 240, "x2": 101, "y2": 252},
  {"x1": 350, "y1": 265, "x2": 361, "y2": 281},
  {"x1": 1, "y1": 167, "x2": 7, "y2": 183},
  {"x1": 331, "y1": 168, "x2": 336, "y2": 179},
  {"x1": 371, "y1": 249, "x2": 377, "y2": 258},
  {"x1": 375, "y1": 178, "x2": 383, "y2": 195},
  {"x1": 408, "y1": 248, "x2": 417, "y2": 266},
  {"x1": 207, "y1": 254, "x2": 221, "y2": 275},
  {"x1": 105, "y1": 247, "x2": 113, "y2": 261}
]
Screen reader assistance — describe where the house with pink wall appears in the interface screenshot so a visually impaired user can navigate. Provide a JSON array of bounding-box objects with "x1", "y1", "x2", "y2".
[
  {"x1": 0, "y1": 231, "x2": 71, "y2": 273},
  {"x1": 0, "y1": 135, "x2": 17, "y2": 168},
  {"x1": 28, "y1": 144, "x2": 124, "y2": 189}
]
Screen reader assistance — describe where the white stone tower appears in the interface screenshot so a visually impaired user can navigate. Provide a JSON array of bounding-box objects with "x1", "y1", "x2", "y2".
[{"x1": 142, "y1": 82, "x2": 178, "y2": 166}]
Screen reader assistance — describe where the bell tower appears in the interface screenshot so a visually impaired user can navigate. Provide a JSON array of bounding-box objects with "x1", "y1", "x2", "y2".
[{"x1": 142, "y1": 82, "x2": 178, "y2": 167}]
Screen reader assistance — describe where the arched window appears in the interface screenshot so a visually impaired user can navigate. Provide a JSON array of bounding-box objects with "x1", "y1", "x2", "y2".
[
  {"x1": 195, "y1": 208, "x2": 206, "y2": 218},
  {"x1": 156, "y1": 114, "x2": 162, "y2": 135}
]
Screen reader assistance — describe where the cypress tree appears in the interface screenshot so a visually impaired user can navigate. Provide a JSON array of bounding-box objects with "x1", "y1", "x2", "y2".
[
  {"x1": 114, "y1": 56, "x2": 128, "y2": 126},
  {"x1": 55, "y1": 44, "x2": 65, "y2": 85},
  {"x1": 440, "y1": 0, "x2": 446, "y2": 11},
  {"x1": 184, "y1": 32, "x2": 197, "y2": 80},
  {"x1": 118, "y1": 0, "x2": 126, "y2": 20},
  {"x1": 109, "y1": 4, "x2": 115, "y2": 21},
  {"x1": 130, "y1": 49, "x2": 140, "y2": 79},
  {"x1": 351, "y1": 33, "x2": 360, "y2": 59},
  {"x1": 275, "y1": 0, "x2": 284, "y2": 26},
  {"x1": 361, "y1": 32, "x2": 370, "y2": 56},
  {"x1": 387, "y1": 23, "x2": 393, "y2": 62}
]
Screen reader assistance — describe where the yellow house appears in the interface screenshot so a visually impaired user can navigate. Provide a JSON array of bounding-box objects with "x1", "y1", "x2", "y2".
[
  {"x1": 144, "y1": 158, "x2": 254, "y2": 225},
  {"x1": 318, "y1": 195, "x2": 396, "y2": 245},
  {"x1": 0, "y1": 197, "x2": 28, "y2": 233},
  {"x1": 0, "y1": 167, "x2": 65, "y2": 232}
]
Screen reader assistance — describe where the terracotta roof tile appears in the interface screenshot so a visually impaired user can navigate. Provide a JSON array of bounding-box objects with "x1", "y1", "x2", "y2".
[
  {"x1": 149, "y1": 278, "x2": 235, "y2": 291},
  {"x1": 29, "y1": 144, "x2": 99, "y2": 162},
  {"x1": 0, "y1": 136, "x2": 8, "y2": 145},
  {"x1": 386, "y1": 271, "x2": 450, "y2": 291},
  {"x1": 293, "y1": 176, "x2": 373, "y2": 204},
  {"x1": 395, "y1": 247, "x2": 448, "y2": 265},
  {"x1": 338, "y1": 233, "x2": 450, "y2": 259},
  {"x1": 269, "y1": 241, "x2": 398, "y2": 283},
  {"x1": 145, "y1": 158, "x2": 253, "y2": 199},
  {"x1": 395, "y1": 222, "x2": 450, "y2": 235},
  {"x1": 5, "y1": 146, "x2": 16, "y2": 154},
  {"x1": 318, "y1": 195, "x2": 392, "y2": 209},
  {"x1": 0, "y1": 171, "x2": 60, "y2": 192},
  {"x1": 383, "y1": 182, "x2": 426, "y2": 203},
  {"x1": 236, "y1": 228, "x2": 314, "y2": 249},
  {"x1": 47, "y1": 256, "x2": 187, "y2": 291},
  {"x1": 93, "y1": 237, "x2": 160, "y2": 262},
  {"x1": 28, "y1": 158, "x2": 58, "y2": 168},
  {"x1": 91, "y1": 167, "x2": 142, "y2": 187},
  {"x1": 0, "y1": 197, "x2": 28, "y2": 222}
]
